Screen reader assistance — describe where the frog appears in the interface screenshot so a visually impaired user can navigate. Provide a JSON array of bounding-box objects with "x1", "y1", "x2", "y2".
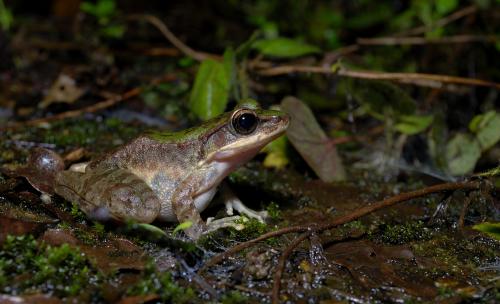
[{"x1": 53, "y1": 103, "x2": 289, "y2": 239}]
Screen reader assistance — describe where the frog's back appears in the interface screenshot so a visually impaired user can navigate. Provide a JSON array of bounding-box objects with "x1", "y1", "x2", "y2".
[{"x1": 89, "y1": 135, "x2": 198, "y2": 172}]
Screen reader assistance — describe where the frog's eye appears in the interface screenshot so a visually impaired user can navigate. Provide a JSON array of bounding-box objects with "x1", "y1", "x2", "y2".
[{"x1": 231, "y1": 109, "x2": 259, "y2": 135}]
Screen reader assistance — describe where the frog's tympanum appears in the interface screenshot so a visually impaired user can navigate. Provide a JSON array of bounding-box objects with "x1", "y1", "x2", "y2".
[{"x1": 54, "y1": 103, "x2": 289, "y2": 239}]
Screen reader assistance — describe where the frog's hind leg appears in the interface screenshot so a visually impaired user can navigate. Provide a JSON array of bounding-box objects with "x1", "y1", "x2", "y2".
[{"x1": 55, "y1": 168, "x2": 161, "y2": 223}]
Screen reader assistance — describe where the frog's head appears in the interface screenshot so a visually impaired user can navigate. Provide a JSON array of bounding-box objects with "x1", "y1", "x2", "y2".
[{"x1": 201, "y1": 103, "x2": 289, "y2": 166}]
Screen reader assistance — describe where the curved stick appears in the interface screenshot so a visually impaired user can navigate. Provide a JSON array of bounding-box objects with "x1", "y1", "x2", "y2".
[{"x1": 203, "y1": 181, "x2": 479, "y2": 269}]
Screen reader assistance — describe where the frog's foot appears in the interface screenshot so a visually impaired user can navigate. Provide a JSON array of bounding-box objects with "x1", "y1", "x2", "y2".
[
  {"x1": 225, "y1": 198, "x2": 269, "y2": 223},
  {"x1": 68, "y1": 161, "x2": 89, "y2": 173},
  {"x1": 221, "y1": 183, "x2": 268, "y2": 223},
  {"x1": 205, "y1": 216, "x2": 247, "y2": 233}
]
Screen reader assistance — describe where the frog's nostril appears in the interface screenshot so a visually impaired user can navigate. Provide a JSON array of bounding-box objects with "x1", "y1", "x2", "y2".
[{"x1": 275, "y1": 114, "x2": 290, "y2": 126}]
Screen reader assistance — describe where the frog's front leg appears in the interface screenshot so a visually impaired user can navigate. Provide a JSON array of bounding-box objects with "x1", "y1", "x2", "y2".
[
  {"x1": 171, "y1": 181, "x2": 207, "y2": 240},
  {"x1": 55, "y1": 168, "x2": 161, "y2": 223}
]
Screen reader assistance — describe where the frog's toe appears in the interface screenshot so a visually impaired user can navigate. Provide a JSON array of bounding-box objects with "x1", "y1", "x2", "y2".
[
  {"x1": 235, "y1": 203, "x2": 269, "y2": 223},
  {"x1": 250, "y1": 210, "x2": 269, "y2": 223},
  {"x1": 205, "y1": 216, "x2": 246, "y2": 233}
]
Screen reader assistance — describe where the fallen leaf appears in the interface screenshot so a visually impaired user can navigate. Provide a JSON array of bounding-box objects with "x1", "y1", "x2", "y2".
[
  {"x1": 117, "y1": 294, "x2": 159, "y2": 304},
  {"x1": 40, "y1": 228, "x2": 147, "y2": 274},
  {"x1": 281, "y1": 96, "x2": 345, "y2": 182},
  {"x1": 0, "y1": 201, "x2": 58, "y2": 243},
  {"x1": 0, "y1": 294, "x2": 62, "y2": 304},
  {"x1": 326, "y1": 240, "x2": 438, "y2": 298},
  {"x1": 39, "y1": 73, "x2": 85, "y2": 108}
]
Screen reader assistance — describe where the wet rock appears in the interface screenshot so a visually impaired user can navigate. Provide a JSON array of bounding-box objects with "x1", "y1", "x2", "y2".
[{"x1": 243, "y1": 247, "x2": 276, "y2": 280}]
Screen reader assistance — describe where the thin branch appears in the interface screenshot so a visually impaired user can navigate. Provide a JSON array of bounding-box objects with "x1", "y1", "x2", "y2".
[
  {"x1": 323, "y1": 5, "x2": 478, "y2": 64},
  {"x1": 272, "y1": 233, "x2": 310, "y2": 304},
  {"x1": 357, "y1": 35, "x2": 498, "y2": 46},
  {"x1": 254, "y1": 65, "x2": 500, "y2": 90},
  {"x1": 202, "y1": 181, "x2": 479, "y2": 269},
  {"x1": 331, "y1": 125, "x2": 384, "y2": 145},
  {"x1": 127, "y1": 14, "x2": 220, "y2": 62},
  {"x1": 396, "y1": 5, "x2": 478, "y2": 37},
  {"x1": 1, "y1": 74, "x2": 177, "y2": 131}
]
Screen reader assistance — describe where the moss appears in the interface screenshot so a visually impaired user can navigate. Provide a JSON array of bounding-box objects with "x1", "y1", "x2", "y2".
[
  {"x1": 13, "y1": 117, "x2": 142, "y2": 151},
  {"x1": 371, "y1": 220, "x2": 432, "y2": 245},
  {"x1": 127, "y1": 262, "x2": 195, "y2": 304},
  {"x1": 72, "y1": 227, "x2": 100, "y2": 245},
  {"x1": 266, "y1": 201, "x2": 282, "y2": 220},
  {"x1": 229, "y1": 217, "x2": 268, "y2": 241},
  {"x1": 0, "y1": 235, "x2": 101, "y2": 297},
  {"x1": 220, "y1": 290, "x2": 248, "y2": 304},
  {"x1": 412, "y1": 234, "x2": 500, "y2": 269},
  {"x1": 343, "y1": 220, "x2": 366, "y2": 231}
]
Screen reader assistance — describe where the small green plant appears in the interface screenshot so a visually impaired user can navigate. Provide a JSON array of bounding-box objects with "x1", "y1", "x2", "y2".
[
  {"x1": 172, "y1": 221, "x2": 193, "y2": 235},
  {"x1": 266, "y1": 202, "x2": 282, "y2": 220},
  {"x1": 0, "y1": 0, "x2": 13, "y2": 31},
  {"x1": 80, "y1": 0, "x2": 125, "y2": 39},
  {"x1": 221, "y1": 290, "x2": 248, "y2": 304},
  {"x1": 127, "y1": 262, "x2": 195, "y2": 303}
]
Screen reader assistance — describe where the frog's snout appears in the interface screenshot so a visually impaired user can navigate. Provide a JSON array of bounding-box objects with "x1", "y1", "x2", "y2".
[{"x1": 270, "y1": 113, "x2": 290, "y2": 128}]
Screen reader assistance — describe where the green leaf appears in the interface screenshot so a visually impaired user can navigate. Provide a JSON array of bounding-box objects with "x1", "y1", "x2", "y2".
[
  {"x1": 189, "y1": 55, "x2": 232, "y2": 120},
  {"x1": 436, "y1": 0, "x2": 459, "y2": 15},
  {"x1": 80, "y1": 2, "x2": 97, "y2": 15},
  {"x1": 96, "y1": 0, "x2": 116, "y2": 18},
  {"x1": 0, "y1": 0, "x2": 13, "y2": 31},
  {"x1": 395, "y1": 114, "x2": 434, "y2": 135},
  {"x1": 100, "y1": 24, "x2": 125, "y2": 38},
  {"x1": 469, "y1": 111, "x2": 500, "y2": 151},
  {"x1": 469, "y1": 110, "x2": 495, "y2": 132},
  {"x1": 173, "y1": 221, "x2": 193, "y2": 235},
  {"x1": 135, "y1": 223, "x2": 167, "y2": 237},
  {"x1": 252, "y1": 37, "x2": 321, "y2": 58},
  {"x1": 472, "y1": 222, "x2": 500, "y2": 240},
  {"x1": 281, "y1": 96, "x2": 345, "y2": 182},
  {"x1": 445, "y1": 133, "x2": 481, "y2": 175}
]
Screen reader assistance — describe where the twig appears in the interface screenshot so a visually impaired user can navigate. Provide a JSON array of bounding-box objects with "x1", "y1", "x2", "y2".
[
  {"x1": 458, "y1": 195, "x2": 472, "y2": 229},
  {"x1": 254, "y1": 65, "x2": 500, "y2": 90},
  {"x1": 322, "y1": 5, "x2": 479, "y2": 65},
  {"x1": 127, "y1": 14, "x2": 220, "y2": 62},
  {"x1": 203, "y1": 181, "x2": 480, "y2": 269},
  {"x1": 321, "y1": 44, "x2": 360, "y2": 66},
  {"x1": 396, "y1": 5, "x2": 478, "y2": 37},
  {"x1": 331, "y1": 125, "x2": 385, "y2": 145},
  {"x1": 357, "y1": 35, "x2": 498, "y2": 46},
  {"x1": 1, "y1": 74, "x2": 177, "y2": 131},
  {"x1": 272, "y1": 232, "x2": 310, "y2": 304}
]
